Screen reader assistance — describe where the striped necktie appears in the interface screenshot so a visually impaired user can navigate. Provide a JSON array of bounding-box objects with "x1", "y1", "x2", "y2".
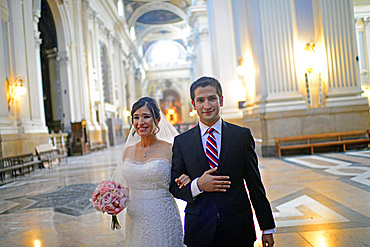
[{"x1": 206, "y1": 128, "x2": 218, "y2": 168}]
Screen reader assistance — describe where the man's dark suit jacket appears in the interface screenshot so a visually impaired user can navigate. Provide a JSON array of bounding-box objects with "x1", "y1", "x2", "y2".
[{"x1": 170, "y1": 121, "x2": 275, "y2": 247}]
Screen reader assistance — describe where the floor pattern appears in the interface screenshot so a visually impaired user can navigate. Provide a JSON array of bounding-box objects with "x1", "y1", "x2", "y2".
[{"x1": 0, "y1": 146, "x2": 369, "y2": 247}]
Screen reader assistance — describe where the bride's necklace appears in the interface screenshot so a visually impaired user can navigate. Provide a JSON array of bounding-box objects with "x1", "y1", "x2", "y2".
[
  {"x1": 140, "y1": 142, "x2": 155, "y2": 157},
  {"x1": 142, "y1": 146, "x2": 152, "y2": 157}
]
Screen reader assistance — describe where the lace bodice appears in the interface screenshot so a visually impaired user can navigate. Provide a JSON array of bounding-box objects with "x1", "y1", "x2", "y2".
[
  {"x1": 122, "y1": 158, "x2": 171, "y2": 191},
  {"x1": 120, "y1": 158, "x2": 184, "y2": 247}
]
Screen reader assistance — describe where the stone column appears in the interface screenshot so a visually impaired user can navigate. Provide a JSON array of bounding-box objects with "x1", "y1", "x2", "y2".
[
  {"x1": 188, "y1": 1, "x2": 213, "y2": 80},
  {"x1": 46, "y1": 48, "x2": 63, "y2": 123},
  {"x1": 207, "y1": 0, "x2": 242, "y2": 120},
  {"x1": 0, "y1": 1, "x2": 15, "y2": 133},
  {"x1": 29, "y1": 6, "x2": 47, "y2": 131},
  {"x1": 363, "y1": 17, "x2": 370, "y2": 92},
  {"x1": 319, "y1": 0, "x2": 367, "y2": 106},
  {"x1": 75, "y1": 0, "x2": 90, "y2": 123},
  {"x1": 246, "y1": 0, "x2": 305, "y2": 108},
  {"x1": 8, "y1": 0, "x2": 32, "y2": 132},
  {"x1": 57, "y1": 50, "x2": 72, "y2": 132}
]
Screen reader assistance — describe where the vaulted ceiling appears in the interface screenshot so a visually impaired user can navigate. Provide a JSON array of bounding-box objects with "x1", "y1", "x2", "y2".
[{"x1": 123, "y1": 0, "x2": 191, "y2": 67}]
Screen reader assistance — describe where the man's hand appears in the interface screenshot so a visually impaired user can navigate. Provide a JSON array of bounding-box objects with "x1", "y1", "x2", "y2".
[
  {"x1": 175, "y1": 174, "x2": 191, "y2": 189},
  {"x1": 262, "y1": 233, "x2": 274, "y2": 247},
  {"x1": 197, "y1": 167, "x2": 231, "y2": 192}
]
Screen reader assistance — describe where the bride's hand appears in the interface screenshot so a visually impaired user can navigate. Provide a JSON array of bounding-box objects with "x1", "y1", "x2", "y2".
[{"x1": 175, "y1": 174, "x2": 191, "y2": 189}]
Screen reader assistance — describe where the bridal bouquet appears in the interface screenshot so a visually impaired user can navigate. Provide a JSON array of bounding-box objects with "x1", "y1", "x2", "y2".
[{"x1": 90, "y1": 180, "x2": 129, "y2": 230}]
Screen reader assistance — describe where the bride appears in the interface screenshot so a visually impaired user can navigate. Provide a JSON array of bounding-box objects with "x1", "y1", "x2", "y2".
[{"x1": 111, "y1": 97, "x2": 189, "y2": 247}]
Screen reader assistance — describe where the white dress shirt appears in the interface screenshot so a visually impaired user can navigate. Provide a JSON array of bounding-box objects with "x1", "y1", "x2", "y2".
[{"x1": 190, "y1": 117, "x2": 222, "y2": 198}]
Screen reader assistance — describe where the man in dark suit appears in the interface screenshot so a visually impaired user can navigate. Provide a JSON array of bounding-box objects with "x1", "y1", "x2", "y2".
[{"x1": 170, "y1": 77, "x2": 275, "y2": 247}]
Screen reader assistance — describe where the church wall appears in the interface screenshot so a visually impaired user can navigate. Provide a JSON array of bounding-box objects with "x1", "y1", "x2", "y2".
[
  {"x1": 0, "y1": 0, "x2": 139, "y2": 156},
  {"x1": 229, "y1": 0, "x2": 370, "y2": 156}
]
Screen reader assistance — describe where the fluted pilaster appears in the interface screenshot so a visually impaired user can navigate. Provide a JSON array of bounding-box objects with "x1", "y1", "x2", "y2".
[
  {"x1": 259, "y1": 0, "x2": 298, "y2": 96},
  {"x1": 321, "y1": 0, "x2": 359, "y2": 90}
]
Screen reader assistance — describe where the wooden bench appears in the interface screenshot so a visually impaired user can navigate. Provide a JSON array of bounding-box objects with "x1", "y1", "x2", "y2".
[
  {"x1": 36, "y1": 143, "x2": 68, "y2": 168},
  {"x1": 275, "y1": 130, "x2": 370, "y2": 158},
  {"x1": 12, "y1": 153, "x2": 43, "y2": 173},
  {"x1": 90, "y1": 141, "x2": 107, "y2": 151},
  {"x1": 0, "y1": 156, "x2": 24, "y2": 182},
  {"x1": 0, "y1": 153, "x2": 42, "y2": 182}
]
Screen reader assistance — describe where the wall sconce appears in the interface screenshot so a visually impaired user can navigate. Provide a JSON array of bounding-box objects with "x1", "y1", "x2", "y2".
[
  {"x1": 304, "y1": 41, "x2": 315, "y2": 73},
  {"x1": 7, "y1": 76, "x2": 27, "y2": 103},
  {"x1": 303, "y1": 41, "x2": 323, "y2": 107},
  {"x1": 236, "y1": 56, "x2": 248, "y2": 76}
]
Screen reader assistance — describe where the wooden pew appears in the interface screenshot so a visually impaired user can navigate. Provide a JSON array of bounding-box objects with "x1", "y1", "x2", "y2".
[
  {"x1": 36, "y1": 143, "x2": 68, "y2": 168},
  {"x1": 90, "y1": 141, "x2": 107, "y2": 151},
  {"x1": 275, "y1": 130, "x2": 370, "y2": 158},
  {"x1": 0, "y1": 153, "x2": 42, "y2": 182}
]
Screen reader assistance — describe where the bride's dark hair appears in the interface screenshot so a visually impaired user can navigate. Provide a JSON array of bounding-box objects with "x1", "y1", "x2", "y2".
[{"x1": 131, "y1": 97, "x2": 161, "y2": 135}]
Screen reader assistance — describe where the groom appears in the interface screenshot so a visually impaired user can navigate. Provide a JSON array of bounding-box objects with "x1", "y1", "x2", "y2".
[{"x1": 170, "y1": 76, "x2": 275, "y2": 247}]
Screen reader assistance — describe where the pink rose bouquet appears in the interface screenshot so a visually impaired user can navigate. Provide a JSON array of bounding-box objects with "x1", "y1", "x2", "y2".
[{"x1": 90, "y1": 180, "x2": 129, "y2": 230}]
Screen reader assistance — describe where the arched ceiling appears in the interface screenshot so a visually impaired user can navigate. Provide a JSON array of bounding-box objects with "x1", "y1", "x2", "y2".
[{"x1": 124, "y1": 0, "x2": 191, "y2": 67}]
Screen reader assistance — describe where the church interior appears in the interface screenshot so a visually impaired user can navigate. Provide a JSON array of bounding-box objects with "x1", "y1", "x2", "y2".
[
  {"x1": 1, "y1": 0, "x2": 369, "y2": 158},
  {"x1": 0, "y1": 1, "x2": 370, "y2": 246}
]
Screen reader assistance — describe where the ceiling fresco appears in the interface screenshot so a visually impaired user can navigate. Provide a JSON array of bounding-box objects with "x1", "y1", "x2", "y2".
[
  {"x1": 124, "y1": 0, "x2": 190, "y2": 24},
  {"x1": 137, "y1": 10, "x2": 182, "y2": 24}
]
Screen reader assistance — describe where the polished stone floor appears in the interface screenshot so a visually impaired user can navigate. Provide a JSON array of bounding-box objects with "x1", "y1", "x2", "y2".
[{"x1": 0, "y1": 145, "x2": 369, "y2": 247}]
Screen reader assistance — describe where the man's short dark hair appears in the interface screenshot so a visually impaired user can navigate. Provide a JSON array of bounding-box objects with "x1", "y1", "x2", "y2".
[{"x1": 190, "y1": 76, "x2": 223, "y2": 102}]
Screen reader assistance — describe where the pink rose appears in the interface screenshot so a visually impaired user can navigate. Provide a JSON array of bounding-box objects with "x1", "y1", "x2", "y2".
[
  {"x1": 100, "y1": 186, "x2": 107, "y2": 195},
  {"x1": 93, "y1": 201, "x2": 102, "y2": 212},
  {"x1": 112, "y1": 198, "x2": 120, "y2": 207},
  {"x1": 103, "y1": 203, "x2": 115, "y2": 214},
  {"x1": 114, "y1": 207, "x2": 123, "y2": 214},
  {"x1": 113, "y1": 188, "x2": 124, "y2": 199},
  {"x1": 91, "y1": 191, "x2": 98, "y2": 201},
  {"x1": 106, "y1": 182, "x2": 115, "y2": 191},
  {"x1": 102, "y1": 192, "x2": 113, "y2": 204}
]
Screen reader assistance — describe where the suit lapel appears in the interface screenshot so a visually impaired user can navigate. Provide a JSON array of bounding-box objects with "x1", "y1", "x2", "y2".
[
  {"x1": 218, "y1": 121, "x2": 233, "y2": 174},
  {"x1": 191, "y1": 125, "x2": 210, "y2": 171}
]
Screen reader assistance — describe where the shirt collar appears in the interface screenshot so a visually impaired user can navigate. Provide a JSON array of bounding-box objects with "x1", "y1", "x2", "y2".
[{"x1": 199, "y1": 117, "x2": 222, "y2": 136}]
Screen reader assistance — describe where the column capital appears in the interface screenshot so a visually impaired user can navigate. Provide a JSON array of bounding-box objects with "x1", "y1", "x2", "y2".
[{"x1": 364, "y1": 16, "x2": 370, "y2": 26}]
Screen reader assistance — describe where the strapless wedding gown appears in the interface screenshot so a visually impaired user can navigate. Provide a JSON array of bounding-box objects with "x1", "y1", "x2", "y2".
[{"x1": 122, "y1": 158, "x2": 184, "y2": 247}]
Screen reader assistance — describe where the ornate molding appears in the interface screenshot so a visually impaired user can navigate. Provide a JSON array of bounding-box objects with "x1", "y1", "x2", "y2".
[
  {"x1": 364, "y1": 16, "x2": 370, "y2": 26},
  {"x1": 33, "y1": 9, "x2": 42, "y2": 46}
]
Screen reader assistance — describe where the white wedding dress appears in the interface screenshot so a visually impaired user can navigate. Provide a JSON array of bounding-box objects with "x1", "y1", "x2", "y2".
[{"x1": 121, "y1": 158, "x2": 184, "y2": 247}]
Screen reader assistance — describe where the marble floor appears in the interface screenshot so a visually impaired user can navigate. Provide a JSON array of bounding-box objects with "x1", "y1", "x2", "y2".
[{"x1": 0, "y1": 145, "x2": 369, "y2": 247}]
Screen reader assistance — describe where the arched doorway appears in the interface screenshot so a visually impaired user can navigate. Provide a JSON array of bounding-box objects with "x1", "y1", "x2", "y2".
[
  {"x1": 160, "y1": 90, "x2": 182, "y2": 125},
  {"x1": 39, "y1": 0, "x2": 62, "y2": 133}
]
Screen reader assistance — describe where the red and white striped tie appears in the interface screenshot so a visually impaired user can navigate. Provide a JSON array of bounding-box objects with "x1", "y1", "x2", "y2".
[{"x1": 206, "y1": 128, "x2": 218, "y2": 168}]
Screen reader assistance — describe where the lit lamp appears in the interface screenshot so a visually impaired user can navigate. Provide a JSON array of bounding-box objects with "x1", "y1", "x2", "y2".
[
  {"x1": 165, "y1": 107, "x2": 178, "y2": 125},
  {"x1": 7, "y1": 77, "x2": 27, "y2": 103},
  {"x1": 304, "y1": 41, "x2": 315, "y2": 73},
  {"x1": 303, "y1": 41, "x2": 319, "y2": 107}
]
